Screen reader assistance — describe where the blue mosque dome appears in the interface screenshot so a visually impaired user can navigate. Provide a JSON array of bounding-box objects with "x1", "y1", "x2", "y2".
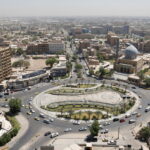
[{"x1": 124, "y1": 45, "x2": 139, "y2": 59}]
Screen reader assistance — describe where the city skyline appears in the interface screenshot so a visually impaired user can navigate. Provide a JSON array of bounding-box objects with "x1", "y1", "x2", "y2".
[{"x1": 0, "y1": 0, "x2": 150, "y2": 17}]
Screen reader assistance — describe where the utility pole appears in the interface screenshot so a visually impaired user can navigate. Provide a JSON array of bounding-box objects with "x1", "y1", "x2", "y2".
[{"x1": 118, "y1": 127, "x2": 120, "y2": 139}]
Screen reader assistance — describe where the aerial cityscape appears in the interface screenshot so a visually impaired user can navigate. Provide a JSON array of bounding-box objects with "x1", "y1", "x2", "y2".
[{"x1": 0, "y1": 0, "x2": 150, "y2": 150}]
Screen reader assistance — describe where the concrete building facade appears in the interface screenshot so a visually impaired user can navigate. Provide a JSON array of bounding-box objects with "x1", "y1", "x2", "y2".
[{"x1": 0, "y1": 47, "x2": 12, "y2": 83}]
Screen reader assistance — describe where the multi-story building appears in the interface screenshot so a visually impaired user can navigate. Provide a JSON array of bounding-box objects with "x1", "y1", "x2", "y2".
[
  {"x1": 107, "y1": 32, "x2": 119, "y2": 46},
  {"x1": 48, "y1": 41, "x2": 64, "y2": 54},
  {"x1": 139, "y1": 41, "x2": 150, "y2": 53},
  {"x1": 0, "y1": 47, "x2": 12, "y2": 83},
  {"x1": 26, "y1": 41, "x2": 64, "y2": 55}
]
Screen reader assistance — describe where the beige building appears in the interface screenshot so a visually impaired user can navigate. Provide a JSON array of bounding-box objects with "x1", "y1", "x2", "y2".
[
  {"x1": 114, "y1": 45, "x2": 144, "y2": 74},
  {"x1": 0, "y1": 47, "x2": 11, "y2": 83},
  {"x1": 107, "y1": 32, "x2": 119, "y2": 46}
]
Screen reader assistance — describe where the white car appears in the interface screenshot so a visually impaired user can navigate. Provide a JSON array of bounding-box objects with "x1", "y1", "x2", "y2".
[
  {"x1": 103, "y1": 122, "x2": 110, "y2": 126},
  {"x1": 49, "y1": 118, "x2": 54, "y2": 122},
  {"x1": 138, "y1": 105, "x2": 142, "y2": 109},
  {"x1": 39, "y1": 113, "x2": 45, "y2": 118},
  {"x1": 50, "y1": 132, "x2": 59, "y2": 138},
  {"x1": 64, "y1": 128, "x2": 72, "y2": 132}
]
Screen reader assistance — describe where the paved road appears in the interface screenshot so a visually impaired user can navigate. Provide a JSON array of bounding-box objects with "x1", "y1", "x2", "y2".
[{"x1": 0, "y1": 78, "x2": 147, "y2": 150}]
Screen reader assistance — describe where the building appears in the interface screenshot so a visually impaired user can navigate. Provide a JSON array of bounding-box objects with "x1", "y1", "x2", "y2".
[
  {"x1": 8, "y1": 70, "x2": 49, "y2": 90},
  {"x1": 48, "y1": 41, "x2": 64, "y2": 54},
  {"x1": 40, "y1": 145, "x2": 54, "y2": 150},
  {"x1": 26, "y1": 41, "x2": 64, "y2": 55},
  {"x1": 0, "y1": 47, "x2": 12, "y2": 83},
  {"x1": 139, "y1": 41, "x2": 150, "y2": 53},
  {"x1": 114, "y1": 45, "x2": 144, "y2": 74},
  {"x1": 51, "y1": 62, "x2": 67, "y2": 77},
  {"x1": 107, "y1": 32, "x2": 119, "y2": 46}
]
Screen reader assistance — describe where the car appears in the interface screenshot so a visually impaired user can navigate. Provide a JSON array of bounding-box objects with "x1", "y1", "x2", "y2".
[
  {"x1": 79, "y1": 127, "x2": 87, "y2": 131},
  {"x1": 129, "y1": 119, "x2": 136, "y2": 124},
  {"x1": 120, "y1": 119, "x2": 125, "y2": 123},
  {"x1": 49, "y1": 118, "x2": 54, "y2": 122},
  {"x1": 136, "y1": 113, "x2": 141, "y2": 117},
  {"x1": 50, "y1": 132, "x2": 59, "y2": 138},
  {"x1": 107, "y1": 140, "x2": 117, "y2": 145},
  {"x1": 138, "y1": 105, "x2": 142, "y2": 109},
  {"x1": 73, "y1": 121, "x2": 80, "y2": 125},
  {"x1": 30, "y1": 109, "x2": 35, "y2": 113},
  {"x1": 64, "y1": 128, "x2": 72, "y2": 132},
  {"x1": 132, "y1": 112, "x2": 138, "y2": 115},
  {"x1": 4, "y1": 92, "x2": 9, "y2": 95},
  {"x1": 145, "y1": 106, "x2": 150, "y2": 112},
  {"x1": 39, "y1": 113, "x2": 45, "y2": 118},
  {"x1": 26, "y1": 112, "x2": 32, "y2": 115},
  {"x1": 113, "y1": 118, "x2": 119, "y2": 122},
  {"x1": 99, "y1": 125, "x2": 103, "y2": 129},
  {"x1": 44, "y1": 131, "x2": 51, "y2": 136},
  {"x1": 132, "y1": 86, "x2": 136, "y2": 89},
  {"x1": 102, "y1": 138, "x2": 108, "y2": 142},
  {"x1": 103, "y1": 122, "x2": 110, "y2": 126},
  {"x1": 34, "y1": 117, "x2": 40, "y2": 121},
  {"x1": 101, "y1": 129, "x2": 109, "y2": 134},
  {"x1": 43, "y1": 119, "x2": 51, "y2": 124},
  {"x1": 125, "y1": 114, "x2": 131, "y2": 118},
  {"x1": 25, "y1": 105, "x2": 29, "y2": 109}
]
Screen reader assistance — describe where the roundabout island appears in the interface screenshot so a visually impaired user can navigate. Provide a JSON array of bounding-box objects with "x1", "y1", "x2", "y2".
[{"x1": 33, "y1": 83, "x2": 140, "y2": 122}]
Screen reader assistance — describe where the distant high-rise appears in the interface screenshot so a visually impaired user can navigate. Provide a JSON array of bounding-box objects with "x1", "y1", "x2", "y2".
[{"x1": 0, "y1": 46, "x2": 12, "y2": 83}]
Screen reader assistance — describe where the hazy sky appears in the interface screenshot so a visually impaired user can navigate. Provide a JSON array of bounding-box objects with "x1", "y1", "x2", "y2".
[{"x1": 0, "y1": 0, "x2": 150, "y2": 17}]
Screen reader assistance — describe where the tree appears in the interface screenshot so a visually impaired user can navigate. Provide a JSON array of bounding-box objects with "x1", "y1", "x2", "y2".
[
  {"x1": 16, "y1": 48, "x2": 24, "y2": 56},
  {"x1": 9, "y1": 99, "x2": 22, "y2": 114},
  {"x1": 99, "y1": 67, "x2": 106, "y2": 78},
  {"x1": 12, "y1": 60, "x2": 30, "y2": 69},
  {"x1": 45, "y1": 57, "x2": 58, "y2": 68},
  {"x1": 75, "y1": 63, "x2": 82, "y2": 72},
  {"x1": 66, "y1": 61, "x2": 72, "y2": 72},
  {"x1": 139, "y1": 127, "x2": 150, "y2": 143},
  {"x1": 90, "y1": 120, "x2": 99, "y2": 137},
  {"x1": 97, "y1": 54, "x2": 104, "y2": 63},
  {"x1": 89, "y1": 69, "x2": 94, "y2": 76},
  {"x1": 144, "y1": 78, "x2": 150, "y2": 87}
]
